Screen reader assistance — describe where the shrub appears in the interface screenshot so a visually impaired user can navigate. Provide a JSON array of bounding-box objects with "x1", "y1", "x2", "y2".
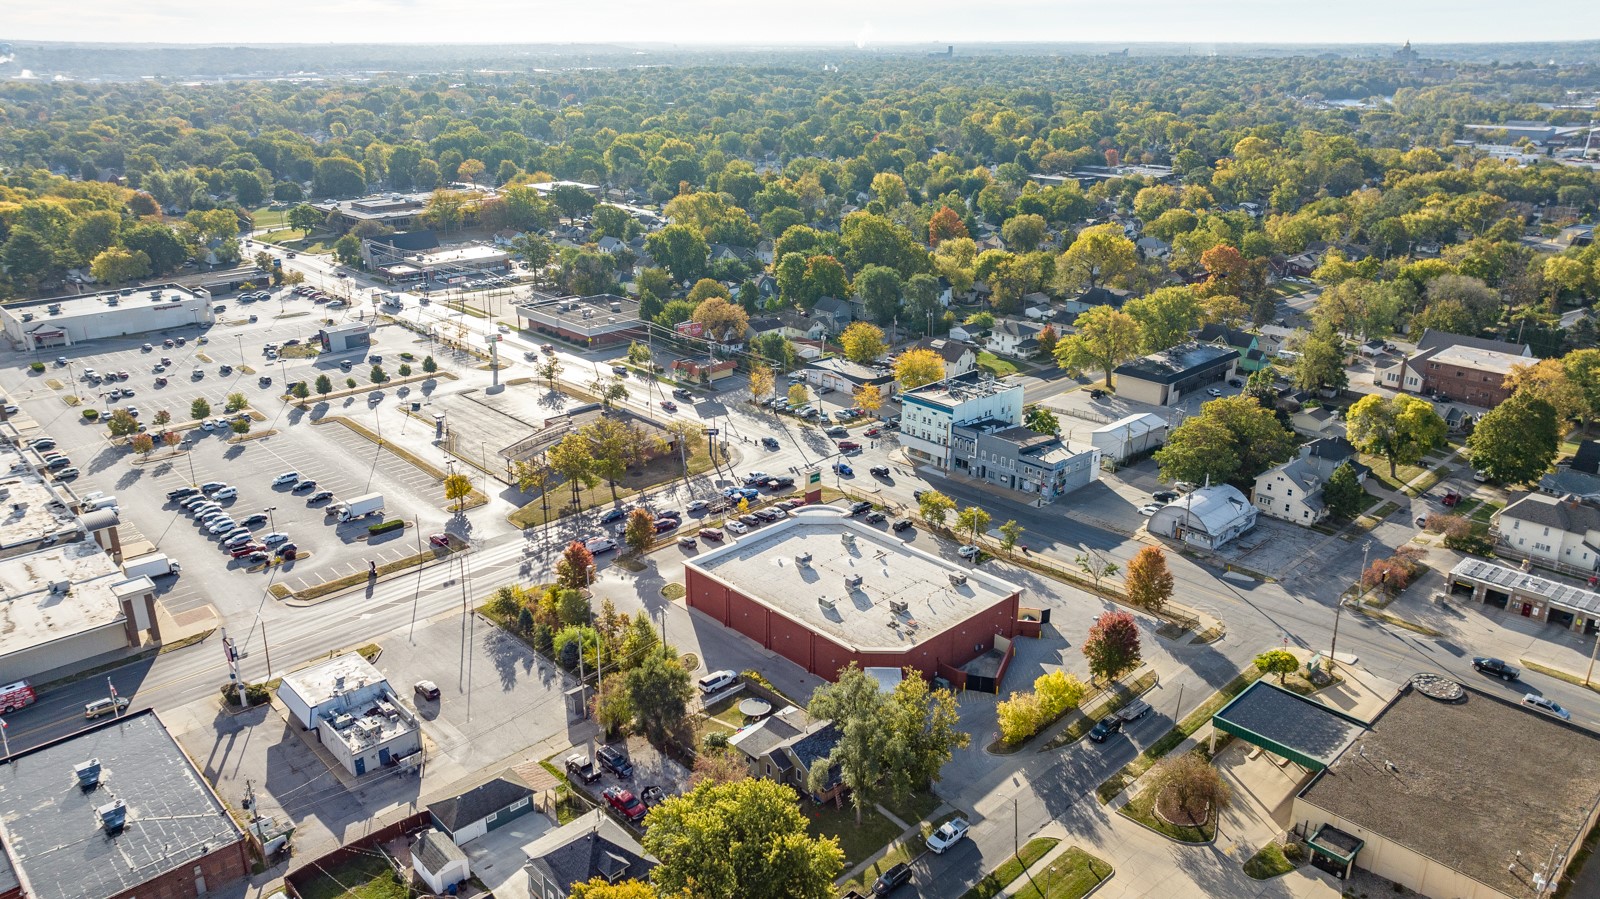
[
  {"x1": 399, "y1": 352, "x2": 415, "y2": 360},
  {"x1": 29, "y1": 362, "x2": 44, "y2": 372},
  {"x1": 345, "y1": 377, "x2": 357, "y2": 389},
  {"x1": 82, "y1": 408, "x2": 99, "y2": 420},
  {"x1": 704, "y1": 731, "x2": 730, "y2": 750},
  {"x1": 398, "y1": 363, "x2": 412, "y2": 377},
  {"x1": 368, "y1": 519, "x2": 404, "y2": 535},
  {"x1": 1283, "y1": 842, "x2": 1304, "y2": 862},
  {"x1": 219, "y1": 681, "x2": 273, "y2": 707},
  {"x1": 740, "y1": 669, "x2": 774, "y2": 690}
]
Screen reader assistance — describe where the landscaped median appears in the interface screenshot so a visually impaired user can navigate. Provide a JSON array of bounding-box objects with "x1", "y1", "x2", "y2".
[
  {"x1": 1039, "y1": 668, "x2": 1160, "y2": 751},
  {"x1": 959, "y1": 837, "x2": 1060, "y2": 899},
  {"x1": 313, "y1": 415, "x2": 487, "y2": 511}
]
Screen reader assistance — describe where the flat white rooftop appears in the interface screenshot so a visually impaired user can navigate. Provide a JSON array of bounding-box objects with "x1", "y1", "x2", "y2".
[
  {"x1": 687, "y1": 507, "x2": 1021, "y2": 652},
  {"x1": 4, "y1": 285, "x2": 206, "y2": 323},
  {"x1": 0, "y1": 448, "x2": 74, "y2": 548},
  {"x1": 416, "y1": 245, "x2": 508, "y2": 265},
  {"x1": 0, "y1": 542, "x2": 129, "y2": 657},
  {"x1": 280, "y1": 652, "x2": 387, "y2": 707}
]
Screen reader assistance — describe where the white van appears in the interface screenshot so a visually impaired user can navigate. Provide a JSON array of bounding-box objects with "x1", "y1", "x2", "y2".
[
  {"x1": 84, "y1": 496, "x2": 118, "y2": 511},
  {"x1": 697, "y1": 670, "x2": 738, "y2": 695}
]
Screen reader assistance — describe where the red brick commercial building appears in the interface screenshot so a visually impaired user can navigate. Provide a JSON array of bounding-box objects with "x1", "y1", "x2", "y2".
[{"x1": 684, "y1": 507, "x2": 1023, "y2": 682}]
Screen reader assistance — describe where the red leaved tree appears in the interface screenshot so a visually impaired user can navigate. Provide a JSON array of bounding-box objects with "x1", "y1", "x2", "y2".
[
  {"x1": 556, "y1": 540, "x2": 596, "y2": 591},
  {"x1": 1083, "y1": 610, "x2": 1142, "y2": 683}
]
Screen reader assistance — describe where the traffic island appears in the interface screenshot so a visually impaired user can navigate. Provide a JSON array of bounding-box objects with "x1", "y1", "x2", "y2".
[{"x1": 958, "y1": 837, "x2": 1060, "y2": 899}]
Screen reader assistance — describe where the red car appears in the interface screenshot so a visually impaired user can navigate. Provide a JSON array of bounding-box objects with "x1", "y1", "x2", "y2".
[
  {"x1": 864, "y1": 427, "x2": 882, "y2": 437},
  {"x1": 603, "y1": 786, "x2": 648, "y2": 823},
  {"x1": 698, "y1": 527, "x2": 724, "y2": 541},
  {"x1": 838, "y1": 440, "x2": 861, "y2": 452},
  {"x1": 428, "y1": 533, "x2": 450, "y2": 548},
  {"x1": 660, "y1": 400, "x2": 677, "y2": 412},
  {"x1": 231, "y1": 543, "x2": 266, "y2": 558}
]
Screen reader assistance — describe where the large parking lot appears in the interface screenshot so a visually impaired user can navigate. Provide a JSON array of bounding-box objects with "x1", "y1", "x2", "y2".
[{"x1": 0, "y1": 298, "x2": 467, "y2": 618}]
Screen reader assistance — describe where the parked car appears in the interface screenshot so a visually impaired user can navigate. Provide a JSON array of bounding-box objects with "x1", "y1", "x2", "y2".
[
  {"x1": 865, "y1": 510, "x2": 886, "y2": 524},
  {"x1": 957, "y1": 544, "x2": 980, "y2": 559},
  {"x1": 242, "y1": 513, "x2": 269, "y2": 528},
  {"x1": 725, "y1": 520, "x2": 749, "y2": 535},
  {"x1": 231, "y1": 543, "x2": 267, "y2": 558},
  {"x1": 1472, "y1": 657, "x2": 1520, "y2": 681},
  {"x1": 596, "y1": 744, "x2": 634, "y2": 778},
  {"x1": 272, "y1": 472, "x2": 300, "y2": 485},
  {"x1": 699, "y1": 527, "x2": 724, "y2": 541},
  {"x1": 207, "y1": 518, "x2": 238, "y2": 534},
  {"x1": 892, "y1": 518, "x2": 914, "y2": 532},
  {"x1": 429, "y1": 533, "x2": 451, "y2": 548},
  {"x1": 603, "y1": 786, "x2": 648, "y2": 823},
  {"x1": 414, "y1": 680, "x2": 441, "y2": 701},
  {"x1": 262, "y1": 532, "x2": 290, "y2": 545},
  {"x1": 687, "y1": 500, "x2": 710, "y2": 513},
  {"x1": 212, "y1": 487, "x2": 238, "y2": 501},
  {"x1": 308, "y1": 490, "x2": 334, "y2": 503},
  {"x1": 167, "y1": 486, "x2": 199, "y2": 501},
  {"x1": 1139, "y1": 504, "x2": 1163, "y2": 516},
  {"x1": 1088, "y1": 716, "x2": 1123, "y2": 743},
  {"x1": 925, "y1": 817, "x2": 970, "y2": 854},
  {"x1": 293, "y1": 479, "x2": 317, "y2": 492},
  {"x1": 870, "y1": 466, "x2": 890, "y2": 478},
  {"x1": 1206, "y1": 387, "x2": 1224, "y2": 397},
  {"x1": 1152, "y1": 490, "x2": 1178, "y2": 503},
  {"x1": 585, "y1": 536, "x2": 617, "y2": 554},
  {"x1": 1523, "y1": 694, "x2": 1571, "y2": 720},
  {"x1": 871, "y1": 862, "x2": 912, "y2": 896},
  {"x1": 849, "y1": 501, "x2": 873, "y2": 516},
  {"x1": 697, "y1": 670, "x2": 737, "y2": 694}
]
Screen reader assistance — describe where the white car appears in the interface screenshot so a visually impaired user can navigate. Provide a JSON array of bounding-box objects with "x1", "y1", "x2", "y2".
[
  {"x1": 687, "y1": 499, "x2": 709, "y2": 513},
  {"x1": 207, "y1": 518, "x2": 237, "y2": 534},
  {"x1": 1523, "y1": 694, "x2": 1571, "y2": 720},
  {"x1": 1139, "y1": 503, "x2": 1163, "y2": 516},
  {"x1": 957, "y1": 544, "x2": 980, "y2": 559},
  {"x1": 191, "y1": 504, "x2": 220, "y2": 517},
  {"x1": 200, "y1": 420, "x2": 216, "y2": 431},
  {"x1": 1207, "y1": 387, "x2": 1224, "y2": 397},
  {"x1": 262, "y1": 532, "x2": 291, "y2": 545},
  {"x1": 725, "y1": 520, "x2": 749, "y2": 535},
  {"x1": 585, "y1": 536, "x2": 617, "y2": 554},
  {"x1": 925, "y1": 817, "x2": 970, "y2": 854},
  {"x1": 211, "y1": 487, "x2": 237, "y2": 500},
  {"x1": 272, "y1": 472, "x2": 300, "y2": 486}
]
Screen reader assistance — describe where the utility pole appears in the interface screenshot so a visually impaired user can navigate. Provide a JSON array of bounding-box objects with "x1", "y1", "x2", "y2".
[
  {"x1": 222, "y1": 627, "x2": 246, "y2": 706},
  {"x1": 261, "y1": 621, "x2": 272, "y2": 681},
  {"x1": 1331, "y1": 541, "x2": 1370, "y2": 677}
]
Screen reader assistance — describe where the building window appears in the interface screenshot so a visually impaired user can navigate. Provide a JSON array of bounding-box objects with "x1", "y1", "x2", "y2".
[{"x1": 1286, "y1": 488, "x2": 1293, "y2": 497}]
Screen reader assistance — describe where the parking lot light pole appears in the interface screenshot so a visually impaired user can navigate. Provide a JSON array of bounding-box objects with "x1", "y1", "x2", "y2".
[{"x1": 264, "y1": 506, "x2": 277, "y2": 535}]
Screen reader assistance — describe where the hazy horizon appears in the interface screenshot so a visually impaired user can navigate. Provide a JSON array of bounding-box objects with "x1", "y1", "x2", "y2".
[{"x1": 8, "y1": 1, "x2": 1598, "y2": 48}]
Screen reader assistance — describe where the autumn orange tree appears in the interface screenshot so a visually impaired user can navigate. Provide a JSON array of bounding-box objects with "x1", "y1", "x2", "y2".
[{"x1": 1124, "y1": 546, "x2": 1174, "y2": 615}]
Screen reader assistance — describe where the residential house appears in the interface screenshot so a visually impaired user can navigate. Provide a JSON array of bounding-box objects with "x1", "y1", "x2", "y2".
[
  {"x1": 522, "y1": 810, "x2": 655, "y2": 899},
  {"x1": 1060, "y1": 286, "x2": 1131, "y2": 319},
  {"x1": 1197, "y1": 324, "x2": 1267, "y2": 373},
  {"x1": 1136, "y1": 236, "x2": 1171, "y2": 260},
  {"x1": 811, "y1": 296, "x2": 855, "y2": 333},
  {"x1": 596, "y1": 235, "x2": 625, "y2": 255},
  {"x1": 947, "y1": 321, "x2": 981, "y2": 342},
  {"x1": 426, "y1": 771, "x2": 536, "y2": 845},
  {"x1": 1020, "y1": 292, "x2": 1053, "y2": 319},
  {"x1": 1372, "y1": 329, "x2": 1531, "y2": 401},
  {"x1": 1540, "y1": 441, "x2": 1600, "y2": 503},
  {"x1": 951, "y1": 422, "x2": 1101, "y2": 502},
  {"x1": 1113, "y1": 342, "x2": 1239, "y2": 406},
  {"x1": 1252, "y1": 437, "x2": 1370, "y2": 527},
  {"x1": 1494, "y1": 492, "x2": 1600, "y2": 577},
  {"x1": 911, "y1": 337, "x2": 978, "y2": 377},
  {"x1": 1291, "y1": 406, "x2": 1344, "y2": 439},
  {"x1": 1147, "y1": 485, "x2": 1259, "y2": 549},
  {"x1": 492, "y1": 229, "x2": 526, "y2": 247},
  {"x1": 1256, "y1": 324, "x2": 1300, "y2": 355},
  {"x1": 727, "y1": 705, "x2": 809, "y2": 779},
  {"x1": 985, "y1": 318, "x2": 1043, "y2": 359}
]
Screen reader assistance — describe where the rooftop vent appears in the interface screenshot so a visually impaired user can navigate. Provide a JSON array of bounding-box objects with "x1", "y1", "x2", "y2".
[
  {"x1": 844, "y1": 574, "x2": 863, "y2": 589},
  {"x1": 818, "y1": 596, "x2": 837, "y2": 611},
  {"x1": 74, "y1": 758, "x2": 102, "y2": 789},
  {"x1": 98, "y1": 798, "x2": 126, "y2": 834},
  {"x1": 840, "y1": 533, "x2": 856, "y2": 546},
  {"x1": 795, "y1": 552, "x2": 812, "y2": 566},
  {"x1": 948, "y1": 573, "x2": 968, "y2": 586},
  {"x1": 47, "y1": 304, "x2": 62, "y2": 315},
  {"x1": 106, "y1": 296, "x2": 118, "y2": 306},
  {"x1": 331, "y1": 713, "x2": 355, "y2": 730},
  {"x1": 888, "y1": 600, "x2": 909, "y2": 615}
]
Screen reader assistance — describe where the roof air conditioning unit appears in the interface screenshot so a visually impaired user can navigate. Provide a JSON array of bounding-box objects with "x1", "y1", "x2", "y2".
[
  {"x1": 74, "y1": 759, "x2": 102, "y2": 788},
  {"x1": 98, "y1": 798, "x2": 127, "y2": 834},
  {"x1": 844, "y1": 574, "x2": 863, "y2": 589},
  {"x1": 818, "y1": 596, "x2": 837, "y2": 611},
  {"x1": 795, "y1": 552, "x2": 812, "y2": 566},
  {"x1": 949, "y1": 573, "x2": 968, "y2": 586},
  {"x1": 840, "y1": 533, "x2": 855, "y2": 545}
]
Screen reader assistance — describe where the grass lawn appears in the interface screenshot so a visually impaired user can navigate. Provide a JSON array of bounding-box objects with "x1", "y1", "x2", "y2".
[
  {"x1": 885, "y1": 792, "x2": 944, "y2": 828},
  {"x1": 1009, "y1": 846, "x2": 1113, "y2": 899},
  {"x1": 959, "y1": 838, "x2": 1061, "y2": 899},
  {"x1": 976, "y1": 351, "x2": 1018, "y2": 376},
  {"x1": 249, "y1": 206, "x2": 289, "y2": 229},
  {"x1": 1118, "y1": 783, "x2": 1215, "y2": 843},
  {"x1": 1096, "y1": 667, "x2": 1263, "y2": 804},
  {"x1": 508, "y1": 444, "x2": 725, "y2": 529},
  {"x1": 1243, "y1": 843, "x2": 1297, "y2": 880},
  {"x1": 295, "y1": 852, "x2": 406, "y2": 899},
  {"x1": 804, "y1": 801, "x2": 902, "y2": 872},
  {"x1": 1360, "y1": 454, "x2": 1426, "y2": 492}
]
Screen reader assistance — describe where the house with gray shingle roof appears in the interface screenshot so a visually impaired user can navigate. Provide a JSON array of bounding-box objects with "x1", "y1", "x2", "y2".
[
  {"x1": 522, "y1": 810, "x2": 655, "y2": 899},
  {"x1": 1495, "y1": 492, "x2": 1600, "y2": 575}
]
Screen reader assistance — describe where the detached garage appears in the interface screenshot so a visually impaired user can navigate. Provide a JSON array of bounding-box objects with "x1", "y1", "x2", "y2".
[{"x1": 426, "y1": 770, "x2": 535, "y2": 846}]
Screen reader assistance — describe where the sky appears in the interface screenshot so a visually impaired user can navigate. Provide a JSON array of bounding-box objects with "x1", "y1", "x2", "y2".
[{"x1": 9, "y1": 0, "x2": 1598, "y2": 46}]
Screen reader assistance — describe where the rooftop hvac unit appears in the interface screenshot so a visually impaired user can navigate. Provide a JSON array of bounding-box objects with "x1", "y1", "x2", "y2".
[
  {"x1": 74, "y1": 759, "x2": 102, "y2": 789},
  {"x1": 795, "y1": 552, "x2": 812, "y2": 566},
  {"x1": 49, "y1": 580, "x2": 71, "y2": 594},
  {"x1": 106, "y1": 297, "x2": 118, "y2": 306},
  {"x1": 20, "y1": 313, "x2": 31, "y2": 322},
  {"x1": 818, "y1": 596, "x2": 838, "y2": 611},
  {"x1": 889, "y1": 600, "x2": 908, "y2": 615},
  {"x1": 98, "y1": 798, "x2": 126, "y2": 834},
  {"x1": 47, "y1": 304, "x2": 62, "y2": 315},
  {"x1": 948, "y1": 573, "x2": 968, "y2": 586},
  {"x1": 331, "y1": 714, "x2": 355, "y2": 730},
  {"x1": 844, "y1": 574, "x2": 863, "y2": 589},
  {"x1": 840, "y1": 533, "x2": 856, "y2": 546},
  {"x1": 169, "y1": 296, "x2": 181, "y2": 303},
  {"x1": 610, "y1": 302, "x2": 622, "y2": 313}
]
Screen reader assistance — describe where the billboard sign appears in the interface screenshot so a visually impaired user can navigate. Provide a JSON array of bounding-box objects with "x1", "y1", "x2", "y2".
[{"x1": 675, "y1": 320, "x2": 704, "y2": 338}]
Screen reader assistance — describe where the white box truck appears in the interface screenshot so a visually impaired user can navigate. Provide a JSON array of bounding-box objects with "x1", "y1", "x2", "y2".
[
  {"x1": 336, "y1": 493, "x2": 385, "y2": 522},
  {"x1": 83, "y1": 495, "x2": 118, "y2": 512},
  {"x1": 123, "y1": 553, "x2": 181, "y2": 579}
]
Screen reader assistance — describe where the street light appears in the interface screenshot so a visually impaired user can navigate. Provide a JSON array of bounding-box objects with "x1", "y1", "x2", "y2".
[
  {"x1": 263, "y1": 506, "x2": 277, "y2": 534},
  {"x1": 1330, "y1": 541, "x2": 1371, "y2": 676}
]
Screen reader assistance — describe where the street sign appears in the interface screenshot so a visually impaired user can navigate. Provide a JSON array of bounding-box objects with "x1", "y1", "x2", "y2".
[{"x1": 704, "y1": 428, "x2": 720, "y2": 436}]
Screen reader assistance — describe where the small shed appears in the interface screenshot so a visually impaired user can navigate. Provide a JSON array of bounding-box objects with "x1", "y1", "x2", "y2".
[{"x1": 413, "y1": 829, "x2": 470, "y2": 894}]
